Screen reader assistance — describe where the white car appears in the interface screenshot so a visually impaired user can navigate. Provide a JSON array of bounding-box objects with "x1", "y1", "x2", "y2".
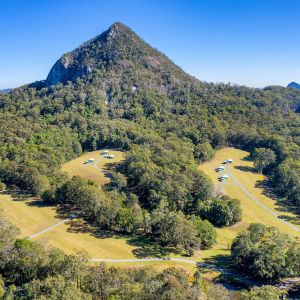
[
  {"x1": 218, "y1": 174, "x2": 229, "y2": 181},
  {"x1": 215, "y1": 165, "x2": 225, "y2": 172}
]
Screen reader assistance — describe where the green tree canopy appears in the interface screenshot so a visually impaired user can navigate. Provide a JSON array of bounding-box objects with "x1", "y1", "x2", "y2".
[{"x1": 253, "y1": 147, "x2": 276, "y2": 173}]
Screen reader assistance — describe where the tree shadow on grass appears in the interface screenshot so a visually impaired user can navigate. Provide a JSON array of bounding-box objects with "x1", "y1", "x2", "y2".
[
  {"x1": 63, "y1": 216, "x2": 131, "y2": 240},
  {"x1": 255, "y1": 179, "x2": 275, "y2": 198},
  {"x1": 256, "y1": 180, "x2": 300, "y2": 222},
  {"x1": 201, "y1": 254, "x2": 258, "y2": 289},
  {"x1": 234, "y1": 165, "x2": 256, "y2": 173},
  {"x1": 26, "y1": 199, "x2": 54, "y2": 208},
  {"x1": 92, "y1": 228, "x2": 127, "y2": 239},
  {"x1": 127, "y1": 236, "x2": 178, "y2": 258},
  {"x1": 213, "y1": 272, "x2": 256, "y2": 290},
  {"x1": 104, "y1": 161, "x2": 120, "y2": 171},
  {"x1": 0, "y1": 187, "x2": 32, "y2": 201},
  {"x1": 99, "y1": 161, "x2": 124, "y2": 182},
  {"x1": 55, "y1": 204, "x2": 76, "y2": 219},
  {"x1": 203, "y1": 254, "x2": 231, "y2": 269},
  {"x1": 241, "y1": 155, "x2": 252, "y2": 162},
  {"x1": 0, "y1": 187, "x2": 55, "y2": 209},
  {"x1": 65, "y1": 218, "x2": 96, "y2": 234},
  {"x1": 101, "y1": 170, "x2": 112, "y2": 181},
  {"x1": 277, "y1": 214, "x2": 300, "y2": 226}
]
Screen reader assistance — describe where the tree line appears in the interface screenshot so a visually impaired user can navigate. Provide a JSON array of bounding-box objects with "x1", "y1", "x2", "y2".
[
  {"x1": 0, "y1": 28, "x2": 300, "y2": 292},
  {"x1": 0, "y1": 211, "x2": 286, "y2": 299}
]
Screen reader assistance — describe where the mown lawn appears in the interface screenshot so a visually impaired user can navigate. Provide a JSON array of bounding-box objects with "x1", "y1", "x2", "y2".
[
  {"x1": 198, "y1": 147, "x2": 300, "y2": 257},
  {"x1": 0, "y1": 192, "x2": 198, "y2": 274},
  {"x1": 1, "y1": 147, "x2": 299, "y2": 280},
  {"x1": 62, "y1": 149, "x2": 124, "y2": 185}
]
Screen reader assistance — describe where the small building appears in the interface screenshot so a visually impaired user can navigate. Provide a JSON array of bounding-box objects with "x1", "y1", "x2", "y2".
[
  {"x1": 227, "y1": 158, "x2": 233, "y2": 163},
  {"x1": 107, "y1": 154, "x2": 115, "y2": 159},
  {"x1": 222, "y1": 160, "x2": 228, "y2": 164},
  {"x1": 103, "y1": 150, "x2": 109, "y2": 155}
]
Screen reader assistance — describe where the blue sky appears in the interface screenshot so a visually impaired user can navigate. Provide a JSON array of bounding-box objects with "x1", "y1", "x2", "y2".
[{"x1": 1, "y1": 0, "x2": 300, "y2": 88}]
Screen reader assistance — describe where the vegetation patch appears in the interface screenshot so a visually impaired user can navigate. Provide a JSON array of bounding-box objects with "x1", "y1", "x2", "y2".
[
  {"x1": 199, "y1": 148, "x2": 300, "y2": 238},
  {"x1": 61, "y1": 149, "x2": 124, "y2": 185}
]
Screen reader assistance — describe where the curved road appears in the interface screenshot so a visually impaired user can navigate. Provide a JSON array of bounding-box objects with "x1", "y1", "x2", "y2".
[
  {"x1": 90, "y1": 257, "x2": 196, "y2": 264},
  {"x1": 90, "y1": 257, "x2": 257, "y2": 286},
  {"x1": 27, "y1": 164, "x2": 298, "y2": 287},
  {"x1": 226, "y1": 165, "x2": 300, "y2": 233}
]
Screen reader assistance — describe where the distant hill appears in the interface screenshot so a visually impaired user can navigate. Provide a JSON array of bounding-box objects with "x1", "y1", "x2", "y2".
[
  {"x1": 287, "y1": 82, "x2": 300, "y2": 90},
  {"x1": 0, "y1": 88, "x2": 12, "y2": 94}
]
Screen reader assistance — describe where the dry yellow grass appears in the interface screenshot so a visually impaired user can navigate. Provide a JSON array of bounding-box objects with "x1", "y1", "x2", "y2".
[
  {"x1": 0, "y1": 192, "x2": 137, "y2": 258},
  {"x1": 1, "y1": 147, "x2": 299, "y2": 277},
  {"x1": 0, "y1": 192, "x2": 198, "y2": 273},
  {"x1": 0, "y1": 149, "x2": 133, "y2": 259},
  {"x1": 62, "y1": 149, "x2": 124, "y2": 185},
  {"x1": 198, "y1": 147, "x2": 300, "y2": 257}
]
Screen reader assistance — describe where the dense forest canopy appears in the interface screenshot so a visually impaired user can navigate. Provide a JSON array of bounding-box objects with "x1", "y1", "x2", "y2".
[
  {"x1": 1, "y1": 23, "x2": 299, "y2": 216},
  {"x1": 0, "y1": 22, "x2": 300, "y2": 297}
]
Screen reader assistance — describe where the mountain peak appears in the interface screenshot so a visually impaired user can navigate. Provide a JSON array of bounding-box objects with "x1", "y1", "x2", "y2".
[
  {"x1": 45, "y1": 22, "x2": 138, "y2": 86},
  {"x1": 104, "y1": 22, "x2": 140, "y2": 44},
  {"x1": 44, "y1": 22, "x2": 192, "y2": 90},
  {"x1": 108, "y1": 21, "x2": 130, "y2": 32},
  {"x1": 287, "y1": 82, "x2": 300, "y2": 90}
]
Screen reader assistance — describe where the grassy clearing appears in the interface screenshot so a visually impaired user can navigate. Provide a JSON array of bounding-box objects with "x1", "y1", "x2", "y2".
[
  {"x1": 0, "y1": 192, "x2": 199, "y2": 274},
  {"x1": 0, "y1": 191, "x2": 136, "y2": 258},
  {"x1": 199, "y1": 147, "x2": 300, "y2": 255},
  {"x1": 102, "y1": 261, "x2": 197, "y2": 277},
  {"x1": 0, "y1": 148, "x2": 196, "y2": 273},
  {"x1": 194, "y1": 147, "x2": 300, "y2": 275},
  {"x1": 62, "y1": 149, "x2": 124, "y2": 185},
  {"x1": 1, "y1": 147, "x2": 299, "y2": 279}
]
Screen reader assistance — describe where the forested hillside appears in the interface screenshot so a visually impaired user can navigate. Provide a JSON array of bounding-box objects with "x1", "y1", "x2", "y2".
[
  {"x1": 0, "y1": 22, "x2": 300, "y2": 296},
  {"x1": 2, "y1": 23, "x2": 300, "y2": 213}
]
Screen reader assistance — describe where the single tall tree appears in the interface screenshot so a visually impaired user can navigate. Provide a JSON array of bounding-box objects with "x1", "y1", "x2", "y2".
[{"x1": 253, "y1": 148, "x2": 276, "y2": 173}]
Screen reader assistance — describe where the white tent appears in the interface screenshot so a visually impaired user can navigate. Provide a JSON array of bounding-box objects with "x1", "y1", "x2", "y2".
[
  {"x1": 227, "y1": 158, "x2": 233, "y2": 163},
  {"x1": 218, "y1": 165, "x2": 225, "y2": 169}
]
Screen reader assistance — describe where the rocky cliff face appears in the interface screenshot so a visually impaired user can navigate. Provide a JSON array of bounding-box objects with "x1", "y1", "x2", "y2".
[
  {"x1": 46, "y1": 54, "x2": 74, "y2": 85},
  {"x1": 44, "y1": 22, "x2": 195, "y2": 92},
  {"x1": 45, "y1": 22, "x2": 140, "y2": 86}
]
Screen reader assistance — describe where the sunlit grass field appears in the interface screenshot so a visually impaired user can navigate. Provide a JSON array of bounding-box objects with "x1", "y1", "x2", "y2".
[
  {"x1": 199, "y1": 148, "x2": 300, "y2": 253},
  {"x1": 1, "y1": 147, "x2": 299, "y2": 278},
  {"x1": 62, "y1": 149, "x2": 124, "y2": 185}
]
